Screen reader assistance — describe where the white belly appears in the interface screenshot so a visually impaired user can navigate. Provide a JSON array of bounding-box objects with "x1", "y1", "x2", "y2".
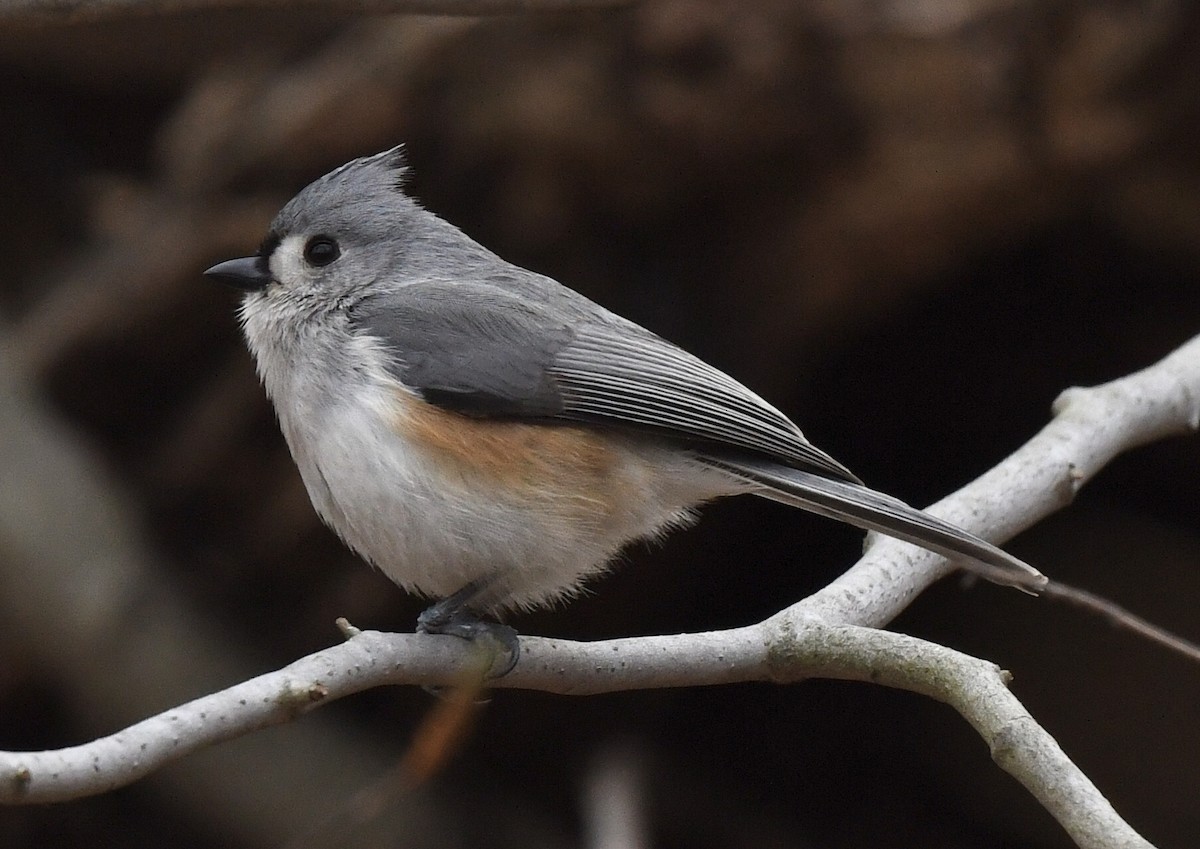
[{"x1": 283, "y1": 380, "x2": 731, "y2": 612}]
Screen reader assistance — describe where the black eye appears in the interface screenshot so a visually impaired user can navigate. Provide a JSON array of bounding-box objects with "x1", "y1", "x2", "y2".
[{"x1": 303, "y1": 236, "x2": 340, "y2": 267}]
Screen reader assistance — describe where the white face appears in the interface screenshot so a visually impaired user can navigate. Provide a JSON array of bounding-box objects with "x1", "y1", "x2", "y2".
[
  {"x1": 266, "y1": 232, "x2": 349, "y2": 297},
  {"x1": 268, "y1": 233, "x2": 310, "y2": 287}
]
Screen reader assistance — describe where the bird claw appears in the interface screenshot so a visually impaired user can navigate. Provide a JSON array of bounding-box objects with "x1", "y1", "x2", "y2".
[{"x1": 417, "y1": 603, "x2": 520, "y2": 678}]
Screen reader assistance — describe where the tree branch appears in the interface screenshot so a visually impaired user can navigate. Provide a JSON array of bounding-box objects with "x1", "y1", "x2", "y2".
[
  {"x1": 5, "y1": 325, "x2": 1199, "y2": 847},
  {"x1": 0, "y1": 624, "x2": 1156, "y2": 849},
  {"x1": 795, "y1": 331, "x2": 1200, "y2": 627}
]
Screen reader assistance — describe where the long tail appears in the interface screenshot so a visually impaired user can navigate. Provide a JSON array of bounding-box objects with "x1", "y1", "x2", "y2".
[{"x1": 704, "y1": 455, "x2": 1047, "y2": 593}]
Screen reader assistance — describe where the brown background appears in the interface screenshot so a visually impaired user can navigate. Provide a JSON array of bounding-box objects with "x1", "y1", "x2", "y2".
[{"x1": 1, "y1": 2, "x2": 1198, "y2": 847}]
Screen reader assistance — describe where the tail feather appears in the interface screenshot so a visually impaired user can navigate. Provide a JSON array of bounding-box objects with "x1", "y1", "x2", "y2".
[{"x1": 705, "y1": 456, "x2": 1046, "y2": 593}]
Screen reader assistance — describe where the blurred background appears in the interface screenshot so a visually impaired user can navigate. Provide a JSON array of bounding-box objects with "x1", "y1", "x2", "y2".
[{"x1": 1, "y1": 1, "x2": 1199, "y2": 847}]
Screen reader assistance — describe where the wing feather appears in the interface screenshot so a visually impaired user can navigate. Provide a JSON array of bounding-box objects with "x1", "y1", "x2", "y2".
[
  {"x1": 551, "y1": 324, "x2": 860, "y2": 481},
  {"x1": 352, "y1": 280, "x2": 858, "y2": 482}
]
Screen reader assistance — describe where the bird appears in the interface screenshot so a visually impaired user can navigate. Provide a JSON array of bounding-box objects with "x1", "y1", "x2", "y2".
[{"x1": 205, "y1": 148, "x2": 1044, "y2": 669}]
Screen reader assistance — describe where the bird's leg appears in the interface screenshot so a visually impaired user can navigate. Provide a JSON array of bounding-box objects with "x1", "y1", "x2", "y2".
[{"x1": 417, "y1": 579, "x2": 520, "y2": 676}]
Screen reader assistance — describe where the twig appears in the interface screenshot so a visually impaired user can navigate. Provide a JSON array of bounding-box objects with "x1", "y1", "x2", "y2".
[
  {"x1": 0, "y1": 624, "x2": 1155, "y2": 849},
  {"x1": 1043, "y1": 578, "x2": 1200, "y2": 663}
]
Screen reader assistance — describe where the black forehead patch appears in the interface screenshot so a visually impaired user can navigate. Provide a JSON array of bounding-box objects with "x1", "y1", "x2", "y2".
[
  {"x1": 258, "y1": 231, "x2": 282, "y2": 258},
  {"x1": 254, "y1": 231, "x2": 281, "y2": 276}
]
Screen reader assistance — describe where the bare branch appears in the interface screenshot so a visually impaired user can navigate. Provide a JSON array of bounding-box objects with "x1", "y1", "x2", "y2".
[
  {"x1": 1042, "y1": 579, "x2": 1200, "y2": 663},
  {"x1": 764, "y1": 623, "x2": 1157, "y2": 849},
  {"x1": 796, "y1": 332, "x2": 1200, "y2": 627},
  {"x1": 0, "y1": 624, "x2": 1155, "y2": 849}
]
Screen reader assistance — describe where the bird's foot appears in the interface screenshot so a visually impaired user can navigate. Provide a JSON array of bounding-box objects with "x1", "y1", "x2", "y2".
[{"x1": 417, "y1": 601, "x2": 520, "y2": 678}]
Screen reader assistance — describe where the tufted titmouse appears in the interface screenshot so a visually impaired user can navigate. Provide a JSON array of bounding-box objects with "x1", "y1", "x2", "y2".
[{"x1": 205, "y1": 148, "x2": 1044, "y2": 665}]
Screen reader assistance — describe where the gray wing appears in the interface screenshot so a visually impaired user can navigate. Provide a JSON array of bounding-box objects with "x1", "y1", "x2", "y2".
[
  {"x1": 550, "y1": 322, "x2": 860, "y2": 481},
  {"x1": 351, "y1": 280, "x2": 859, "y2": 482},
  {"x1": 352, "y1": 281, "x2": 571, "y2": 417}
]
